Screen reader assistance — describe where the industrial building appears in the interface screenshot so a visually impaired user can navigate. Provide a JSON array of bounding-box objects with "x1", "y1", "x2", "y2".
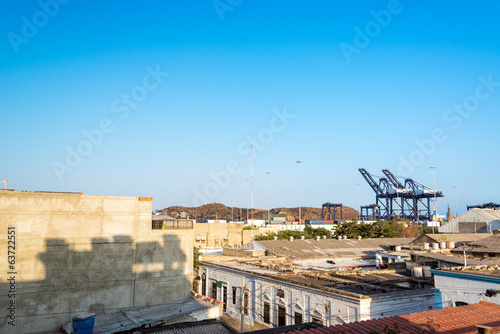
[{"x1": 439, "y1": 208, "x2": 500, "y2": 233}]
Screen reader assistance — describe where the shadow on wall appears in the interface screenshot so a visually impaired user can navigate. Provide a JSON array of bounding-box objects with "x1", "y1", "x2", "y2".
[{"x1": 0, "y1": 234, "x2": 191, "y2": 333}]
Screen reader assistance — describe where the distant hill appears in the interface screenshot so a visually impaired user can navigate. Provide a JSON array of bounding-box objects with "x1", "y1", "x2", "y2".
[{"x1": 162, "y1": 203, "x2": 359, "y2": 221}]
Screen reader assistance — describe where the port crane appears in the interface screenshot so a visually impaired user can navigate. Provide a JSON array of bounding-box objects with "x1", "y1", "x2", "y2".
[{"x1": 358, "y1": 168, "x2": 443, "y2": 221}]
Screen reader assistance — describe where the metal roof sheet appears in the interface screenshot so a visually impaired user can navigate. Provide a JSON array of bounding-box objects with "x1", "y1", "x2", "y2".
[{"x1": 255, "y1": 238, "x2": 412, "y2": 260}]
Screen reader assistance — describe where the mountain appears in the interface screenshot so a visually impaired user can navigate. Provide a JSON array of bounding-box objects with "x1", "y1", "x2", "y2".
[{"x1": 162, "y1": 203, "x2": 359, "y2": 221}]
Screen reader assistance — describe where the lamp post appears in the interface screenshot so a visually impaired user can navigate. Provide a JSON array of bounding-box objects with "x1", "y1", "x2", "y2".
[
  {"x1": 453, "y1": 186, "x2": 458, "y2": 217},
  {"x1": 266, "y1": 172, "x2": 271, "y2": 224},
  {"x1": 430, "y1": 166, "x2": 437, "y2": 234},
  {"x1": 356, "y1": 183, "x2": 360, "y2": 221},
  {"x1": 246, "y1": 179, "x2": 250, "y2": 222},
  {"x1": 296, "y1": 160, "x2": 302, "y2": 225}
]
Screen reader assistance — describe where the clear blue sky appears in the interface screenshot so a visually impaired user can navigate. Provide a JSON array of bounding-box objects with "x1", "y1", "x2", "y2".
[{"x1": 1, "y1": 1, "x2": 499, "y2": 214}]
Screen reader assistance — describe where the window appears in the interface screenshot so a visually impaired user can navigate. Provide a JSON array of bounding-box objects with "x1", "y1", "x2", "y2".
[
  {"x1": 232, "y1": 287, "x2": 237, "y2": 304},
  {"x1": 211, "y1": 282, "x2": 217, "y2": 300},
  {"x1": 455, "y1": 301, "x2": 469, "y2": 307},
  {"x1": 278, "y1": 305, "x2": 286, "y2": 326},
  {"x1": 202, "y1": 273, "x2": 206, "y2": 296},
  {"x1": 277, "y1": 288, "x2": 285, "y2": 298},
  {"x1": 244, "y1": 292, "x2": 249, "y2": 315},
  {"x1": 223, "y1": 286, "x2": 227, "y2": 311},
  {"x1": 264, "y1": 302, "x2": 270, "y2": 324},
  {"x1": 294, "y1": 312, "x2": 302, "y2": 325},
  {"x1": 312, "y1": 317, "x2": 323, "y2": 325}
]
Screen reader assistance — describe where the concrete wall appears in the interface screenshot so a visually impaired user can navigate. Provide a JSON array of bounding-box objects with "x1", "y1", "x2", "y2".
[
  {"x1": 194, "y1": 222, "x2": 244, "y2": 248},
  {"x1": 0, "y1": 190, "x2": 193, "y2": 334}
]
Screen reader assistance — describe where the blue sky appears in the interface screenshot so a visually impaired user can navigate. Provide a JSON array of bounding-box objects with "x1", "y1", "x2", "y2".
[{"x1": 1, "y1": 1, "x2": 499, "y2": 214}]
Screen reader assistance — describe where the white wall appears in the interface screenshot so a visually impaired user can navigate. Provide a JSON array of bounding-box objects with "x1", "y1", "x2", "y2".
[{"x1": 432, "y1": 270, "x2": 500, "y2": 308}]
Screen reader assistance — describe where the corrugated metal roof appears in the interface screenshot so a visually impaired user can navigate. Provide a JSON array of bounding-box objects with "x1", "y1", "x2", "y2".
[
  {"x1": 474, "y1": 208, "x2": 500, "y2": 221},
  {"x1": 255, "y1": 238, "x2": 412, "y2": 260},
  {"x1": 458, "y1": 233, "x2": 500, "y2": 255},
  {"x1": 424, "y1": 233, "x2": 491, "y2": 243},
  {"x1": 284, "y1": 301, "x2": 500, "y2": 334},
  {"x1": 152, "y1": 321, "x2": 235, "y2": 334}
]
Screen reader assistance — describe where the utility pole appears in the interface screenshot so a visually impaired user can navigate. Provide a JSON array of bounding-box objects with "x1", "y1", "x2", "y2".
[
  {"x1": 231, "y1": 200, "x2": 234, "y2": 222},
  {"x1": 240, "y1": 276, "x2": 245, "y2": 333}
]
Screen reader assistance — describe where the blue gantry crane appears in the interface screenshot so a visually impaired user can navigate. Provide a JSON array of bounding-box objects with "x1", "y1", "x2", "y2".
[{"x1": 358, "y1": 168, "x2": 444, "y2": 221}]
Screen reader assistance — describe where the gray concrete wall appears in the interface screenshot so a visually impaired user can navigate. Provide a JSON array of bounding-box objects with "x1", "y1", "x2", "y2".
[{"x1": 0, "y1": 190, "x2": 193, "y2": 334}]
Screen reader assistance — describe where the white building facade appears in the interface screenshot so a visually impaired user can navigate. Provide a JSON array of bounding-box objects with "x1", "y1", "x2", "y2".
[{"x1": 200, "y1": 263, "x2": 435, "y2": 328}]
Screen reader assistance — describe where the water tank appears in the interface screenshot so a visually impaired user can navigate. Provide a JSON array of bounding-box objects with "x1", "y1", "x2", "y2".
[
  {"x1": 395, "y1": 245, "x2": 402, "y2": 252},
  {"x1": 439, "y1": 241, "x2": 447, "y2": 249},
  {"x1": 432, "y1": 243, "x2": 439, "y2": 250},
  {"x1": 289, "y1": 236, "x2": 294, "y2": 242},
  {"x1": 423, "y1": 243, "x2": 430, "y2": 250},
  {"x1": 413, "y1": 266, "x2": 423, "y2": 278},
  {"x1": 447, "y1": 241, "x2": 455, "y2": 249},
  {"x1": 422, "y1": 266, "x2": 432, "y2": 278}
]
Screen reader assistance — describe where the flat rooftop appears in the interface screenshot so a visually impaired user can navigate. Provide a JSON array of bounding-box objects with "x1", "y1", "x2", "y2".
[{"x1": 203, "y1": 261, "x2": 433, "y2": 298}]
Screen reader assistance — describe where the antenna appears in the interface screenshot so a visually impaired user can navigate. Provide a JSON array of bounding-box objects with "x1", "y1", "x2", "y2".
[
  {"x1": 0, "y1": 178, "x2": 7, "y2": 189},
  {"x1": 250, "y1": 144, "x2": 254, "y2": 219}
]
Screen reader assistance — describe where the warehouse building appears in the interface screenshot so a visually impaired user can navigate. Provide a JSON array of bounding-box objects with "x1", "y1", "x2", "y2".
[{"x1": 439, "y1": 208, "x2": 500, "y2": 233}]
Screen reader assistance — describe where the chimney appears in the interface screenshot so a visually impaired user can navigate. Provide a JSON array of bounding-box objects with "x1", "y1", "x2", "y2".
[
  {"x1": 273, "y1": 236, "x2": 278, "y2": 240},
  {"x1": 315, "y1": 236, "x2": 320, "y2": 241},
  {"x1": 322, "y1": 235, "x2": 327, "y2": 239},
  {"x1": 300, "y1": 235, "x2": 305, "y2": 240},
  {"x1": 289, "y1": 236, "x2": 294, "y2": 242},
  {"x1": 337, "y1": 236, "x2": 342, "y2": 241},
  {"x1": 476, "y1": 325, "x2": 493, "y2": 334}
]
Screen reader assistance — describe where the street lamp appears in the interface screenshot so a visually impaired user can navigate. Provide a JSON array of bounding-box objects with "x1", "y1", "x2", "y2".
[
  {"x1": 266, "y1": 172, "x2": 271, "y2": 224},
  {"x1": 246, "y1": 179, "x2": 250, "y2": 222},
  {"x1": 356, "y1": 183, "x2": 360, "y2": 221},
  {"x1": 296, "y1": 160, "x2": 302, "y2": 225},
  {"x1": 430, "y1": 166, "x2": 437, "y2": 234},
  {"x1": 453, "y1": 186, "x2": 458, "y2": 217}
]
